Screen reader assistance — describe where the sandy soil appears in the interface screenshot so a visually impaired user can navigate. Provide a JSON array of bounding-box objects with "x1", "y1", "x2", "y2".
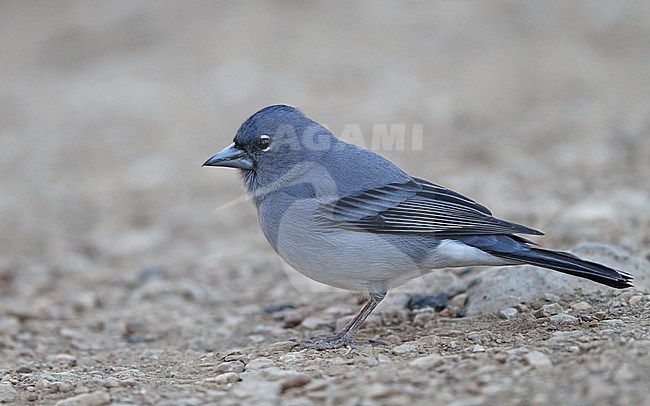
[{"x1": 1, "y1": 2, "x2": 649, "y2": 405}]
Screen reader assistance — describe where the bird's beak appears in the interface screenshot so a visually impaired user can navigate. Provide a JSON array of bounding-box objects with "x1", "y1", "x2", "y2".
[{"x1": 203, "y1": 143, "x2": 254, "y2": 170}]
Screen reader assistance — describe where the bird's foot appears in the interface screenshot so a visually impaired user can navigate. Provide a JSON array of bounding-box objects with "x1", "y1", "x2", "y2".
[{"x1": 296, "y1": 334, "x2": 357, "y2": 350}]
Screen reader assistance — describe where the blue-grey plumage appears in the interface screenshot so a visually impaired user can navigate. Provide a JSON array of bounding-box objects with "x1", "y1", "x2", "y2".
[{"x1": 204, "y1": 105, "x2": 633, "y2": 349}]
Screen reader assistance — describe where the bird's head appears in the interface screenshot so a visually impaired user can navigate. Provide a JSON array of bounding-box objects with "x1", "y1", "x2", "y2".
[{"x1": 203, "y1": 105, "x2": 337, "y2": 192}]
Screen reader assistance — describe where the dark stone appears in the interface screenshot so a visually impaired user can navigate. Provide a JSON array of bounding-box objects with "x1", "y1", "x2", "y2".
[
  {"x1": 407, "y1": 293, "x2": 448, "y2": 311},
  {"x1": 264, "y1": 303, "x2": 296, "y2": 314}
]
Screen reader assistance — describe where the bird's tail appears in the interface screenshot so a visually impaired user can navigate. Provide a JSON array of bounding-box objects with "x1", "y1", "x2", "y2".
[{"x1": 491, "y1": 247, "x2": 633, "y2": 289}]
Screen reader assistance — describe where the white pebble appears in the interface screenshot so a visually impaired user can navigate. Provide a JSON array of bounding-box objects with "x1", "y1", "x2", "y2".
[
  {"x1": 534, "y1": 303, "x2": 563, "y2": 318},
  {"x1": 409, "y1": 354, "x2": 445, "y2": 369},
  {"x1": 258, "y1": 367, "x2": 302, "y2": 381},
  {"x1": 549, "y1": 314, "x2": 579, "y2": 326},
  {"x1": 571, "y1": 301, "x2": 592, "y2": 311},
  {"x1": 498, "y1": 307, "x2": 518, "y2": 319},
  {"x1": 214, "y1": 372, "x2": 240, "y2": 384},
  {"x1": 246, "y1": 357, "x2": 275, "y2": 371},
  {"x1": 392, "y1": 343, "x2": 416, "y2": 355},
  {"x1": 54, "y1": 390, "x2": 110, "y2": 406},
  {"x1": 629, "y1": 295, "x2": 643, "y2": 305},
  {"x1": 524, "y1": 351, "x2": 552, "y2": 368},
  {"x1": 216, "y1": 361, "x2": 245, "y2": 374}
]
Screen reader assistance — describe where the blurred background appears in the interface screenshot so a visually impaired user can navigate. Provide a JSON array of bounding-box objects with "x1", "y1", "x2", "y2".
[{"x1": 1, "y1": 0, "x2": 649, "y2": 348}]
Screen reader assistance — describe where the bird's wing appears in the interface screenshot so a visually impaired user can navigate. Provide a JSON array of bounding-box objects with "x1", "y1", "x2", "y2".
[{"x1": 321, "y1": 178, "x2": 544, "y2": 236}]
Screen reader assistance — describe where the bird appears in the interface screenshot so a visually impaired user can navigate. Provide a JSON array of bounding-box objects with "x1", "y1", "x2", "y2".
[{"x1": 203, "y1": 105, "x2": 633, "y2": 349}]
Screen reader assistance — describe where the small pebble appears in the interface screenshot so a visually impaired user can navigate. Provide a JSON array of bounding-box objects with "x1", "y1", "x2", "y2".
[
  {"x1": 392, "y1": 343, "x2": 416, "y2": 355},
  {"x1": 467, "y1": 331, "x2": 492, "y2": 343},
  {"x1": 259, "y1": 367, "x2": 302, "y2": 381},
  {"x1": 533, "y1": 303, "x2": 563, "y2": 318},
  {"x1": 524, "y1": 351, "x2": 552, "y2": 368},
  {"x1": 54, "y1": 390, "x2": 110, "y2": 406},
  {"x1": 549, "y1": 314, "x2": 580, "y2": 326},
  {"x1": 448, "y1": 293, "x2": 468, "y2": 308},
  {"x1": 280, "y1": 374, "x2": 311, "y2": 392},
  {"x1": 216, "y1": 361, "x2": 245, "y2": 375},
  {"x1": 102, "y1": 378, "x2": 119, "y2": 388},
  {"x1": 601, "y1": 319, "x2": 624, "y2": 326},
  {"x1": 498, "y1": 307, "x2": 518, "y2": 319},
  {"x1": 72, "y1": 292, "x2": 100, "y2": 312},
  {"x1": 246, "y1": 358, "x2": 274, "y2": 371},
  {"x1": 629, "y1": 295, "x2": 643, "y2": 305},
  {"x1": 407, "y1": 293, "x2": 447, "y2": 311},
  {"x1": 608, "y1": 300, "x2": 622, "y2": 308},
  {"x1": 278, "y1": 353, "x2": 304, "y2": 365},
  {"x1": 472, "y1": 345, "x2": 486, "y2": 353},
  {"x1": 120, "y1": 380, "x2": 136, "y2": 387},
  {"x1": 214, "y1": 372, "x2": 240, "y2": 384},
  {"x1": 514, "y1": 303, "x2": 528, "y2": 312},
  {"x1": 416, "y1": 334, "x2": 440, "y2": 347},
  {"x1": 408, "y1": 354, "x2": 444, "y2": 369},
  {"x1": 222, "y1": 349, "x2": 246, "y2": 362},
  {"x1": 571, "y1": 301, "x2": 592, "y2": 311},
  {"x1": 438, "y1": 306, "x2": 460, "y2": 318}
]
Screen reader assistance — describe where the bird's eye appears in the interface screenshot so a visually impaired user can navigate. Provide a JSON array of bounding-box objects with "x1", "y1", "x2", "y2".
[{"x1": 256, "y1": 135, "x2": 271, "y2": 151}]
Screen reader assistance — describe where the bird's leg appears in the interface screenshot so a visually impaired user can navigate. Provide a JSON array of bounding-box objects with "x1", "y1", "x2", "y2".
[{"x1": 298, "y1": 291, "x2": 386, "y2": 350}]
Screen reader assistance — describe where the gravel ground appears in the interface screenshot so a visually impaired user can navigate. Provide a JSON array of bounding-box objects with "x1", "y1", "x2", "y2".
[{"x1": 1, "y1": 2, "x2": 650, "y2": 405}]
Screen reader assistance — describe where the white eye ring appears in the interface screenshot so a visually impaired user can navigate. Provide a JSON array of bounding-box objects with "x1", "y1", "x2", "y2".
[{"x1": 257, "y1": 134, "x2": 271, "y2": 151}]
